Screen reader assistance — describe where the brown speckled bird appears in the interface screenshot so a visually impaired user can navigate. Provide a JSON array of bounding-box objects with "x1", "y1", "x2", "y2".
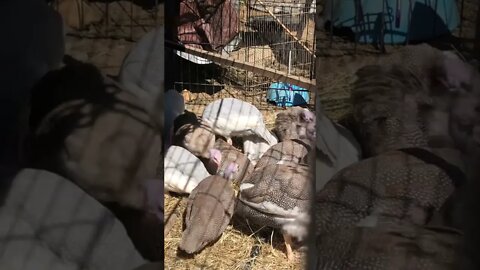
[
  {"x1": 179, "y1": 162, "x2": 238, "y2": 254},
  {"x1": 314, "y1": 147, "x2": 464, "y2": 237},
  {"x1": 172, "y1": 113, "x2": 216, "y2": 160},
  {"x1": 314, "y1": 223, "x2": 464, "y2": 270},
  {"x1": 236, "y1": 164, "x2": 313, "y2": 261},
  {"x1": 213, "y1": 138, "x2": 254, "y2": 184},
  {"x1": 274, "y1": 107, "x2": 316, "y2": 142},
  {"x1": 28, "y1": 59, "x2": 164, "y2": 261},
  {"x1": 255, "y1": 139, "x2": 310, "y2": 169}
]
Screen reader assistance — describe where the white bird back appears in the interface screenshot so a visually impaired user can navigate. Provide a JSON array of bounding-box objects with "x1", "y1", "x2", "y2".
[
  {"x1": 202, "y1": 98, "x2": 277, "y2": 145},
  {"x1": 243, "y1": 135, "x2": 271, "y2": 166},
  {"x1": 164, "y1": 146, "x2": 210, "y2": 194},
  {"x1": 119, "y1": 25, "x2": 164, "y2": 114}
]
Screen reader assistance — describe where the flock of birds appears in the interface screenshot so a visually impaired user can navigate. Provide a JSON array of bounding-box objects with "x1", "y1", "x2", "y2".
[
  {"x1": 4, "y1": 0, "x2": 480, "y2": 269},
  {"x1": 163, "y1": 42, "x2": 480, "y2": 269},
  {"x1": 164, "y1": 94, "x2": 316, "y2": 261},
  {"x1": 313, "y1": 44, "x2": 480, "y2": 269}
]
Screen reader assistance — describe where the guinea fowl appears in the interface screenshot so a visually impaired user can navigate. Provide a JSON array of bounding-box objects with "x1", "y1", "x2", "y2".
[
  {"x1": 246, "y1": 107, "x2": 317, "y2": 170},
  {"x1": 349, "y1": 46, "x2": 480, "y2": 157},
  {"x1": 274, "y1": 107, "x2": 316, "y2": 142},
  {"x1": 164, "y1": 145, "x2": 221, "y2": 194},
  {"x1": 27, "y1": 59, "x2": 163, "y2": 261},
  {"x1": 179, "y1": 162, "x2": 239, "y2": 254},
  {"x1": 314, "y1": 147, "x2": 466, "y2": 236},
  {"x1": 255, "y1": 139, "x2": 310, "y2": 169},
  {"x1": 213, "y1": 138, "x2": 254, "y2": 184},
  {"x1": 236, "y1": 164, "x2": 313, "y2": 261},
  {"x1": 314, "y1": 58, "x2": 480, "y2": 234},
  {"x1": 172, "y1": 112, "x2": 216, "y2": 160},
  {"x1": 314, "y1": 223, "x2": 464, "y2": 270},
  {"x1": 117, "y1": 25, "x2": 166, "y2": 147},
  {"x1": 201, "y1": 98, "x2": 278, "y2": 145},
  {"x1": 313, "y1": 53, "x2": 480, "y2": 267}
]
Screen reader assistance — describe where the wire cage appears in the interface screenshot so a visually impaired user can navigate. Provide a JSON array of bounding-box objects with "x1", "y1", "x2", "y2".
[
  {"x1": 169, "y1": 0, "x2": 317, "y2": 116},
  {"x1": 312, "y1": 0, "x2": 480, "y2": 269},
  {"x1": 315, "y1": 0, "x2": 480, "y2": 121},
  {"x1": 50, "y1": 0, "x2": 162, "y2": 41},
  {"x1": 48, "y1": 0, "x2": 163, "y2": 77},
  {"x1": 164, "y1": 1, "x2": 317, "y2": 269},
  {"x1": 0, "y1": 1, "x2": 164, "y2": 269}
]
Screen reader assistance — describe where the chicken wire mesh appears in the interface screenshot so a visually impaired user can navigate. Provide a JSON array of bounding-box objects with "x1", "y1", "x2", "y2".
[
  {"x1": 164, "y1": 2, "x2": 316, "y2": 269},
  {"x1": 1, "y1": 1, "x2": 161, "y2": 268},
  {"x1": 311, "y1": 0, "x2": 480, "y2": 269},
  {"x1": 50, "y1": 0, "x2": 161, "y2": 41},
  {"x1": 315, "y1": 0, "x2": 480, "y2": 121},
  {"x1": 168, "y1": 0, "x2": 316, "y2": 114}
]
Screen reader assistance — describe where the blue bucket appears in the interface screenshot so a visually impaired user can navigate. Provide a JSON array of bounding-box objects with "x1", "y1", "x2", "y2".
[
  {"x1": 266, "y1": 82, "x2": 310, "y2": 107},
  {"x1": 325, "y1": 0, "x2": 460, "y2": 44}
]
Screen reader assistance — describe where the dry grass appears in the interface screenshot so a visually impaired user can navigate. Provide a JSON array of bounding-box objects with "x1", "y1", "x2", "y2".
[
  {"x1": 165, "y1": 87, "x2": 311, "y2": 269},
  {"x1": 181, "y1": 85, "x2": 313, "y2": 130},
  {"x1": 164, "y1": 193, "x2": 306, "y2": 270}
]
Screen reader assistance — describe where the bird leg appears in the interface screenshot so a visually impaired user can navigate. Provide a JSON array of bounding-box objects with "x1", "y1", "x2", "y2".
[
  {"x1": 283, "y1": 233, "x2": 294, "y2": 262},
  {"x1": 226, "y1": 137, "x2": 233, "y2": 145}
]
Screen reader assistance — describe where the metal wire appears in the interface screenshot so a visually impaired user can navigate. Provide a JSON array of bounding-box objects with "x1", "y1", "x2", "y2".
[{"x1": 171, "y1": 0, "x2": 316, "y2": 108}]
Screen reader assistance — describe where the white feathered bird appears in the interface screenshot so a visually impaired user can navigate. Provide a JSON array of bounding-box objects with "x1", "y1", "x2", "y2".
[
  {"x1": 242, "y1": 135, "x2": 271, "y2": 166},
  {"x1": 202, "y1": 98, "x2": 278, "y2": 145},
  {"x1": 164, "y1": 146, "x2": 221, "y2": 194},
  {"x1": 119, "y1": 25, "x2": 164, "y2": 114}
]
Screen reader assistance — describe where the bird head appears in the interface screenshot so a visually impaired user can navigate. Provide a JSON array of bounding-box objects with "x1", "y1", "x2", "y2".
[
  {"x1": 300, "y1": 109, "x2": 315, "y2": 123},
  {"x1": 223, "y1": 162, "x2": 239, "y2": 180},
  {"x1": 208, "y1": 148, "x2": 222, "y2": 167}
]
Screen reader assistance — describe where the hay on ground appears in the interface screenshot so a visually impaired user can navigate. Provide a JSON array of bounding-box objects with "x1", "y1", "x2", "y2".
[{"x1": 164, "y1": 88, "x2": 310, "y2": 269}]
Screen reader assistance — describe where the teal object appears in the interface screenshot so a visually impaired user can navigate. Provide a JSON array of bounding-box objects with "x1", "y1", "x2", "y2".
[
  {"x1": 326, "y1": 0, "x2": 460, "y2": 44},
  {"x1": 266, "y1": 82, "x2": 309, "y2": 107}
]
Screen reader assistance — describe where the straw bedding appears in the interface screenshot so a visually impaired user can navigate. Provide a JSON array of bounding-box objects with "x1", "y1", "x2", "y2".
[{"x1": 164, "y1": 87, "x2": 311, "y2": 269}]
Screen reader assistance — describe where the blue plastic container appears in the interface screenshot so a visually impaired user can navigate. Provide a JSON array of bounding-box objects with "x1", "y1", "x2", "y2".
[
  {"x1": 266, "y1": 82, "x2": 310, "y2": 107},
  {"x1": 325, "y1": 0, "x2": 460, "y2": 44}
]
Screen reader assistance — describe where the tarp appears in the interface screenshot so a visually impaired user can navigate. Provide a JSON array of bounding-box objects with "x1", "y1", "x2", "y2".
[
  {"x1": 177, "y1": 0, "x2": 239, "y2": 52},
  {"x1": 324, "y1": 0, "x2": 460, "y2": 44}
]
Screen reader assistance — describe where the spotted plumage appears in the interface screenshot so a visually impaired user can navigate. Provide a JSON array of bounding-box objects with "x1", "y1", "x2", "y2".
[
  {"x1": 213, "y1": 138, "x2": 254, "y2": 184},
  {"x1": 274, "y1": 107, "x2": 316, "y2": 143},
  {"x1": 351, "y1": 64, "x2": 431, "y2": 157},
  {"x1": 179, "y1": 163, "x2": 238, "y2": 254},
  {"x1": 236, "y1": 163, "x2": 313, "y2": 260},
  {"x1": 255, "y1": 139, "x2": 310, "y2": 169},
  {"x1": 315, "y1": 148, "x2": 458, "y2": 236},
  {"x1": 315, "y1": 224, "x2": 463, "y2": 270}
]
